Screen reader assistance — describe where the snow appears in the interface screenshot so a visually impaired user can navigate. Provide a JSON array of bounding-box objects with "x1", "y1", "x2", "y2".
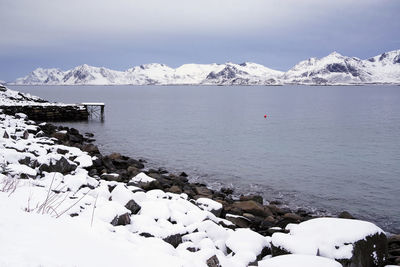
[
  {"x1": 130, "y1": 172, "x2": 156, "y2": 183},
  {"x1": 195, "y1": 197, "x2": 223, "y2": 213},
  {"x1": 74, "y1": 154, "x2": 93, "y2": 168},
  {"x1": 8, "y1": 49, "x2": 400, "y2": 85},
  {"x1": 0, "y1": 85, "x2": 74, "y2": 107},
  {"x1": 258, "y1": 254, "x2": 342, "y2": 267},
  {"x1": 226, "y1": 228, "x2": 271, "y2": 265},
  {"x1": 271, "y1": 217, "x2": 384, "y2": 260}
]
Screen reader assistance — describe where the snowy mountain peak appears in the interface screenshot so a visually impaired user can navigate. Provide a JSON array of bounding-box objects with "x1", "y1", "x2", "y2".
[{"x1": 327, "y1": 51, "x2": 343, "y2": 58}]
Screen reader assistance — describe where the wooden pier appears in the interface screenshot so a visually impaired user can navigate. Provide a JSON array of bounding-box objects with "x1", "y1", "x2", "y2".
[{"x1": 81, "y1": 103, "x2": 105, "y2": 121}]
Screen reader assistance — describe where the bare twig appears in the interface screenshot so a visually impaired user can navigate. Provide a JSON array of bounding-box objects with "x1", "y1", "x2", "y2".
[
  {"x1": 91, "y1": 193, "x2": 99, "y2": 227},
  {"x1": 56, "y1": 190, "x2": 91, "y2": 218}
]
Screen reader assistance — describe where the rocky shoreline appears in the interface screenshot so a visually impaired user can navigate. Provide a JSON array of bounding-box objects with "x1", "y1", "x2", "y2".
[{"x1": 39, "y1": 122, "x2": 400, "y2": 266}]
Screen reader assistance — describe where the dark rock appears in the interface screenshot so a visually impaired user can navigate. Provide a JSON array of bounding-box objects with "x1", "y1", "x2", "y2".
[
  {"x1": 84, "y1": 132, "x2": 94, "y2": 137},
  {"x1": 158, "y1": 167, "x2": 168, "y2": 174},
  {"x1": 39, "y1": 157, "x2": 77, "y2": 174},
  {"x1": 167, "y1": 185, "x2": 183, "y2": 194},
  {"x1": 195, "y1": 186, "x2": 213, "y2": 197},
  {"x1": 141, "y1": 180, "x2": 163, "y2": 191},
  {"x1": 226, "y1": 214, "x2": 251, "y2": 228},
  {"x1": 112, "y1": 158, "x2": 130, "y2": 170},
  {"x1": 220, "y1": 187, "x2": 233, "y2": 195},
  {"x1": 69, "y1": 128, "x2": 80, "y2": 135},
  {"x1": 127, "y1": 166, "x2": 140, "y2": 177},
  {"x1": 56, "y1": 148, "x2": 68, "y2": 155},
  {"x1": 81, "y1": 144, "x2": 100, "y2": 154},
  {"x1": 179, "y1": 172, "x2": 188, "y2": 177},
  {"x1": 51, "y1": 131, "x2": 67, "y2": 141},
  {"x1": 125, "y1": 199, "x2": 141, "y2": 214},
  {"x1": 187, "y1": 247, "x2": 198, "y2": 252},
  {"x1": 68, "y1": 134, "x2": 83, "y2": 143},
  {"x1": 127, "y1": 159, "x2": 145, "y2": 169},
  {"x1": 282, "y1": 213, "x2": 302, "y2": 222},
  {"x1": 88, "y1": 169, "x2": 98, "y2": 177},
  {"x1": 110, "y1": 213, "x2": 131, "y2": 226},
  {"x1": 146, "y1": 171, "x2": 163, "y2": 180},
  {"x1": 108, "y1": 152, "x2": 122, "y2": 160},
  {"x1": 257, "y1": 246, "x2": 271, "y2": 261},
  {"x1": 163, "y1": 234, "x2": 182, "y2": 248},
  {"x1": 101, "y1": 173, "x2": 120, "y2": 182},
  {"x1": 339, "y1": 211, "x2": 355, "y2": 219},
  {"x1": 206, "y1": 255, "x2": 220, "y2": 267},
  {"x1": 92, "y1": 157, "x2": 103, "y2": 168},
  {"x1": 139, "y1": 232, "x2": 154, "y2": 238},
  {"x1": 240, "y1": 194, "x2": 263, "y2": 205},
  {"x1": 22, "y1": 130, "x2": 30, "y2": 139},
  {"x1": 18, "y1": 157, "x2": 31, "y2": 166},
  {"x1": 388, "y1": 234, "x2": 400, "y2": 246},
  {"x1": 108, "y1": 184, "x2": 117, "y2": 193},
  {"x1": 390, "y1": 248, "x2": 400, "y2": 256},
  {"x1": 270, "y1": 200, "x2": 282, "y2": 205},
  {"x1": 102, "y1": 157, "x2": 116, "y2": 171},
  {"x1": 232, "y1": 200, "x2": 272, "y2": 217},
  {"x1": 3, "y1": 131, "x2": 9, "y2": 138}
]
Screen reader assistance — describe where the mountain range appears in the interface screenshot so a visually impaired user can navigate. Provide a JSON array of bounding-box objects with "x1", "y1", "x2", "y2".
[{"x1": 7, "y1": 50, "x2": 400, "y2": 86}]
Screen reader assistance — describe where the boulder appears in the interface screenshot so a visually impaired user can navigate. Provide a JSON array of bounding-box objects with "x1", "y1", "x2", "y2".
[
  {"x1": 108, "y1": 152, "x2": 122, "y2": 160},
  {"x1": 51, "y1": 131, "x2": 67, "y2": 141},
  {"x1": 110, "y1": 213, "x2": 131, "y2": 226},
  {"x1": 102, "y1": 157, "x2": 116, "y2": 171},
  {"x1": 39, "y1": 157, "x2": 77, "y2": 174},
  {"x1": 220, "y1": 187, "x2": 234, "y2": 195},
  {"x1": 81, "y1": 144, "x2": 100, "y2": 154},
  {"x1": 271, "y1": 218, "x2": 388, "y2": 267},
  {"x1": 258, "y1": 255, "x2": 341, "y2": 267},
  {"x1": 339, "y1": 211, "x2": 356, "y2": 219},
  {"x1": 195, "y1": 198, "x2": 223, "y2": 217},
  {"x1": 226, "y1": 214, "x2": 251, "y2": 228},
  {"x1": 233, "y1": 200, "x2": 272, "y2": 217},
  {"x1": 240, "y1": 194, "x2": 263, "y2": 205},
  {"x1": 179, "y1": 171, "x2": 188, "y2": 177},
  {"x1": 125, "y1": 199, "x2": 141, "y2": 214},
  {"x1": 194, "y1": 186, "x2": 213, "y2": 198},
  {"x1": 206, "y1": 255, "x2": 221, "y2": 267},
  {"x1": 101, "y1": 173, "x2": 120, "y2": 182},
  {"x1": 167, "y1": 185, "x2": 182, "y2": 194},
  {"x1": 163, "y1": 234, "x2": 182, "y2": 248},
  {"x1": 127, "y1": 166, "x2": 140, "y2": 176}
]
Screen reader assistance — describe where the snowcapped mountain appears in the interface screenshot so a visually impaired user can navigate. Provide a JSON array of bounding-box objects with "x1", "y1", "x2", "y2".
[
  {"x1": 10, "y1": 50, "x2": 400, "y2": 85},
  {"x1": 204, "y1": 62, "x2": 283, "y2": 85},
  {"x1": 14, "y1": 68, "x2": 65, "y2": 85},
  {"x1": 284, "y1": 50, "x2": 400, "y2": 85}
]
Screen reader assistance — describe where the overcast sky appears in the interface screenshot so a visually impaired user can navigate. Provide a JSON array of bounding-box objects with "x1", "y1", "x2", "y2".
[{"x1": 0, "y1": 0, "x2": 399, "y2": 81}]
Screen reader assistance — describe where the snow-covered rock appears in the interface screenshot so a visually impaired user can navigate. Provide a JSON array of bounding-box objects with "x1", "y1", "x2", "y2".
[
  {"x1": 0, "y1": 85, "x2": 48, "y2": 106},
  {"x1": 258, "y1": 254, "x2": 342, "y2": 267},
  {"x1": 271, "y1": 218, "x2": 388, "y2": 266}
]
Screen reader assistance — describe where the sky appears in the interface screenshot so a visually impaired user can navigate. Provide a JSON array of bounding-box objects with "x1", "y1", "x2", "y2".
[{"x1": 0, "y1": 0, "x2": 399, "y2": 81}]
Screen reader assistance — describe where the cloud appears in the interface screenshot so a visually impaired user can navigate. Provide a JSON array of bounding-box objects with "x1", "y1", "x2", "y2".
[{"x1": 0, "y1": 0, "x2": 390, "y2": 47}]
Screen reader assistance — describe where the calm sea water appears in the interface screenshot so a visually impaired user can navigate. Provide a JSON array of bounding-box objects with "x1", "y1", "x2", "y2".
[{"x1": 11, "y1": 85, "x2": 400, "y2": 233}]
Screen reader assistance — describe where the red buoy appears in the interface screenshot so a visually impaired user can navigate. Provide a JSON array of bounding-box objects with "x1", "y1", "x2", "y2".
[{"x1": 264, "y1": 114, "x2": 267, "y2": 118}]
